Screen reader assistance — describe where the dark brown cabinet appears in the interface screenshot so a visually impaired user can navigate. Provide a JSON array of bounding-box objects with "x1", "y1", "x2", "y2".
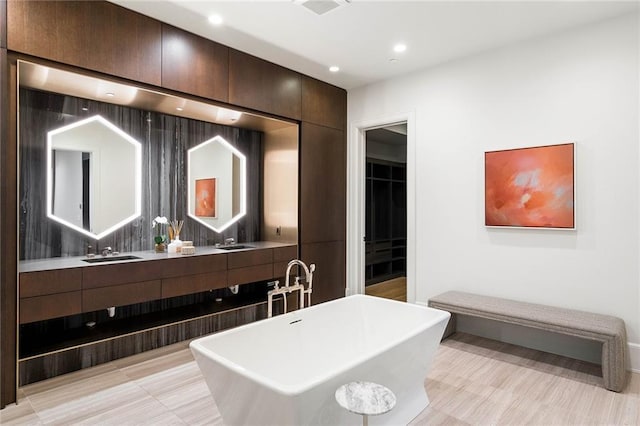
[
  {"x1": 300, "y1": 123, "x2": 346, "y2": 244},
  {"x1": 162, "y1": 272, "x2": 228, "y2": 299},
  {"x1": 20, "y1": 292, "x2": 82, "y2": 324},
  {"x1": 302, "y1": 76, "x2": 347, "y2": 130},
  {"x1": 7, "y1": 0, "x2": 162, "y2": 85},
  {"x1": 301, "y1": 241, "x2": 346, "y2": 305},
  {"x1": 5, "y1": 0, "x2": 348, "y2": 407},
  {"x1": 299, "y1": 122, "x2": 347, "y2": 304},
  {"x1": 20, "y1": 268, "x2": 82, "y2": 298},
  {"x1": 161, "y1": 24, "x2": 229, "y2": 103},
  {"x1": 82, "y1": 280, "x2": 161, "y2": 312},
  {"x1": 19, "y1": 245, "x2": 296, "y2": 324},
  {"x1": 1, "y1": 0, "x2": 6, "y2": 48},
  {"x1": 229, "y1": 49, "x2": 301, "y2": 120}
]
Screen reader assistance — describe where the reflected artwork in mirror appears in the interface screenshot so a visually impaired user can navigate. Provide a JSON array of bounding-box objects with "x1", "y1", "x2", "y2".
[
  {"x1": 188, "y1": 136, "x2": 247, "y2": 232},
  {"x1": 47, "y1": 115, "x2": 142, "y2": 239}
]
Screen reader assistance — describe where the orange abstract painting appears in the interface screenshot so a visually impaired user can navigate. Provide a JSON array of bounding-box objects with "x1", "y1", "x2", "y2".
[
  {"x1": 485, "y1": 143, "x2": 574, "y2": 228},
  {"x1": 195, "y1": 178, "x2": 216, "y2": 217}
]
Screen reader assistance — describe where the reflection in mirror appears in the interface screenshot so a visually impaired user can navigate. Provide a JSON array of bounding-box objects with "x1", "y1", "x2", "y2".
[
  {"x1": 47, "y1": 115, "x2": 142, "y2": 239},
  {"x1": 188, "y1": 135, "x2": 246, "y2": 233}
]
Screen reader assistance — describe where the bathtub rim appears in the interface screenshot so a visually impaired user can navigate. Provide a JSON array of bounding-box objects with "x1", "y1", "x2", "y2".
[{"x1": 190, "y1": 294, "x2": 450, "y2": 396}]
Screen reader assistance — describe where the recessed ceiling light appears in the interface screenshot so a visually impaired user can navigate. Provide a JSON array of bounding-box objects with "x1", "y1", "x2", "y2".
[
  {"x1": 106, "y1": 92, "x2": 115, "y2": 97},
  {"x1": 176, "y1": 107, "x2": 184, "y2": 111},
  {"x1": 208, "y1": 14, "x2": 223, "y2": 25},
  {"x1": 329, "y1": 66, "x2": 340, "y2": 73},
  {"x1": 393, "y1": 43, "x2": 407, "y2": 53}
]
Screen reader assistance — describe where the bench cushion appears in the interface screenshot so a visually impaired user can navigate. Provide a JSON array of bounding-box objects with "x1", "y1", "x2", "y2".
[{"x1": 428, "y1": 291, "x2": 627, "y2": 392}]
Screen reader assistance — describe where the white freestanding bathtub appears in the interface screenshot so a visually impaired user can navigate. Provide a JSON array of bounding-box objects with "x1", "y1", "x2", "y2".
[{"x1": 190, "y1": 294, "x2": 450, "y2": 425}]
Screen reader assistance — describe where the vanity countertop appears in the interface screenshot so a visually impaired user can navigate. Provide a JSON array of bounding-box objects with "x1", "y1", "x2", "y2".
[{"x1": 20, "y1": 241, "x2": 297, "y2": 273}]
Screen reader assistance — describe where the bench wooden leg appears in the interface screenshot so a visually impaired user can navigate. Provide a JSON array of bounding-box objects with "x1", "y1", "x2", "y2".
[
  {"x1": 441, "y1": 313, "x2": 456, "y2": 340},
  {"x1": 602, "y1": 335, "x2": 627, "y2": 392}
]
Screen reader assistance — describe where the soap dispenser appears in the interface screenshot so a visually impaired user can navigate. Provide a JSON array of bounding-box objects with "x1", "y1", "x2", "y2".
[{"x1": 167, "y1": 237, "x2": 183, "y2": 254}]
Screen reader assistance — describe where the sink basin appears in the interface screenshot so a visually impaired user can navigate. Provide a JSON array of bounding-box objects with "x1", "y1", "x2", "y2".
[
  {"x1": 83, "y1": 255, "x2": 141, "y2": 263},
  {"x1": 217, "y1": 245, "x2": 254, "y2": 251}
]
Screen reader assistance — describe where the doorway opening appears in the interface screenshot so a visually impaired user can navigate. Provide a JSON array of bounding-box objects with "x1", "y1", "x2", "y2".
[{"x1": 363, "y1": 124, "x2": 407, "y2": 302}]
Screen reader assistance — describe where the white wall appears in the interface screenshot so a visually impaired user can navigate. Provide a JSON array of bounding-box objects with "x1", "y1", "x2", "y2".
[{"x1": 348, "y1": 13, "x2": 640, "y2": 366}]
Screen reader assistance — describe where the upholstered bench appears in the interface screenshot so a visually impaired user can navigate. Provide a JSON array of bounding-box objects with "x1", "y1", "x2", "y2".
[{"x1": 428, "y1": 291, "x2": 628, "y2": 392}]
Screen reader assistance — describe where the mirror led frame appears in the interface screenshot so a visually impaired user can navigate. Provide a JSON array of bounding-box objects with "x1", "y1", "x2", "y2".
[
  {"x1": 46, "y1": 115, "x2": 142, "y2": 240},
  {"x1": 187, "y1": 135, "x2": 247, "y2": 233}
]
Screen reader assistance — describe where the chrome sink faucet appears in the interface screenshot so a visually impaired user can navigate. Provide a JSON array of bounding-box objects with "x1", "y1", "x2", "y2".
[
  {"x1": 101, "y1": 246, "x2": 112, "y2": 256},
  {"x1": 224, "y1": 238, "x2": 235, "y2": 246}
]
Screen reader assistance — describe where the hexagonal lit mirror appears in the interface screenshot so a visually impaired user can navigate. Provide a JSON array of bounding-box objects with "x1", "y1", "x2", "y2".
[
  {"x1": 47, "y1": 115, "x2": 142, "y2": 239},
  {"x1": 188, "y1": 135, "x2": 247, "y2": 233}
]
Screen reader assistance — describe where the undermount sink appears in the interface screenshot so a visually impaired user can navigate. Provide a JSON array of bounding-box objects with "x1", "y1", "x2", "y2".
[
  {"x1": 217, "y1": 245, "x2": 253, "y2": 251},
  {"x1": 83, "y1": 255, "x2": 141, "y2": 263}
]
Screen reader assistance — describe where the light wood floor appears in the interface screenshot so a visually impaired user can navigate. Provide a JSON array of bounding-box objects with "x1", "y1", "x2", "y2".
[
  {"x1": 365, "y1": 277, "x2": 407, "y2": 302},
  {"x1": 1, "y1": 333, "x2": 638, "y2": 425}
]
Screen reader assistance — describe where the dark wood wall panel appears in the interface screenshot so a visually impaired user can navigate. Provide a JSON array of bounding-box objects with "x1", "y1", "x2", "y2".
[
  {"x1": 7, "y1": 0, "x2": 162, "y2": 85},
  {"x1": 300, "y1": 123, "x2": 346, "y2": 244},
  {"x1": 161, "y1": 24, "x2": 229, "y2": 103},
  {"x1": 229, "y1": 49, "x2": 301, "y2": 120},
  {"x1": 1, "y1": 50, "x2": 17, "y2": 409},
  {"x1": 301, "y1": 76, "x2": 347, "y2": 131},
  {"x1": 301, "y1": 241, "x2": 345, "y2": 305},
  {"x1": 1, "y1": 0, "x2": 6, "y2": 48}
]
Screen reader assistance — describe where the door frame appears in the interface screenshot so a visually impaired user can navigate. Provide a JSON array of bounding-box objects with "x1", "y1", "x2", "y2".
[{"x1": 347, "y1": 112, "x2": 416, "y2": 303}]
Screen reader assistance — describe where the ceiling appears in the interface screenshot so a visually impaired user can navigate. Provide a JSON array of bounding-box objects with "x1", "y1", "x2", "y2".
[{"x1": 110, "y1": 1, "x2": 638, "y2": 90}]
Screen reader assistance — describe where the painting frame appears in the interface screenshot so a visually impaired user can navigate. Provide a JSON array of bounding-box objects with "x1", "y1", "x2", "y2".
[
  {"x1": 195, "y1": 177, "x2": 217, "y2": 218},
  {"x1": 484, "y1": 142, "x2": 576, "y2": 230}
]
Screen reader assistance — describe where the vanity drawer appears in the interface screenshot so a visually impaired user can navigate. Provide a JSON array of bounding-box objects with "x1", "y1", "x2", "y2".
[
  {"x1": 82, "y1": 280, "x2": 161, "y2": 311},
  {"x1": 162, "y1": 271, "x2": 228, "y2": 298},
  {"x1": 273, "y1": 245, "x2": 297, "y2": 262},
  {"x1": 83, "y1": 262, "x2": 163, "y2": 289},
  {"x1": 228, "y1": 264, "x2": 273, "y2": 286},
  {"x1": 159, "y1": 254, "x2": 227, "y2": 278},
  {"x1": 273, "y1": 261, "x2": 290, "y2": 279},
  {"x1": 20, "y1": 269, "x2": 82, "y2": 298},
  {"x1": 20, "y1": 292, "x2": 82, "y2": 324},
  {"x1": 227, "y1": 249, "x2": 273, "y2": 269}
]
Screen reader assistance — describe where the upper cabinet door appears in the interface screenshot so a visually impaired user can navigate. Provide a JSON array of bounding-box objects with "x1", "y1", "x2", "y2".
[
  {"x1": 1, "y1": 0, "x2": 7, "y2": 49},
  {"x1": 300, "y1": 122, "x2": 346, "y2": 244},
  {"x1": 7, "y1": 0, "x2": 162, "y2": 85},
  {"x1": 301, "y1": 76, "x2": 346, "y2": 131},
  {"x1": 161, "y1": 25, "x2": 229, "y2": 103},
  {"x1": 229, "y1": 49, "x2": 301, "y2": 120}
]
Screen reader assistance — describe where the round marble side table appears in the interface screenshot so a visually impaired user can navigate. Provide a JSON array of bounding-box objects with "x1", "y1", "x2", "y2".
[{"x1": 335, "y1": 381, "x2": 396, "y2": 426}]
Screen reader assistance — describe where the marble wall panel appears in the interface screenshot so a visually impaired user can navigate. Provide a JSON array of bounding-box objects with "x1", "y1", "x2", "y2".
[{"x1": 19, "y1": 88, "x2": 262, "y2": 260}]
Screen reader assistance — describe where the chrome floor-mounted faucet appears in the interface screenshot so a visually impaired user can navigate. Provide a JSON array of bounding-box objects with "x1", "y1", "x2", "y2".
[{"x1": 267, "y1": 259, "x2": 315, "y2": 318}]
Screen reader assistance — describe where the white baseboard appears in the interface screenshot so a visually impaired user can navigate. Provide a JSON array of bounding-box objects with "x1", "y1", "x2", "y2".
[
  {"x1": 629, "y1": 342, "x2": 640, "y2": 373},
  {"x1": 414, "y1": 300, "x2": 428, "y2": 307}
]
